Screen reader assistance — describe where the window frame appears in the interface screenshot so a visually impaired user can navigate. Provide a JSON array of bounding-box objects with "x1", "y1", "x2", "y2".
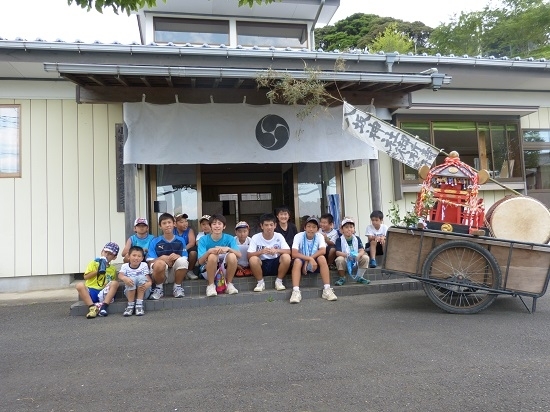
[
  {"x1": 0, "y1": 104, "x2": 21, "y2": 178},
  {"x1": 153, "y1": 17, "x2": 230, "y2": 45},
  {"x1": 236, "y1": 20, "x2": 308, "y2": 48},
  {"x1": 397, "y1": 119, "x2": 522, "y2": 184}
]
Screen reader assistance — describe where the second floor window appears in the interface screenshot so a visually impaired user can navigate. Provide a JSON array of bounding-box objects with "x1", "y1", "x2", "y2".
[
  {"x1": 237, "y1": 21, "x2": 308, "y2": 48},
  {"x1": 154, "y1": 17, "x2": 229, "y2": 45}
]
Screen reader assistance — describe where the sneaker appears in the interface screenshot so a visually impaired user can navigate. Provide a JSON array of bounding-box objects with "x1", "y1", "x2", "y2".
[
  {"x1": 206, "y1": 283, "x2": 217, "y2": 297},
  {"x1": 322, "y1": 288, "x2": 338, "y2": 301},
  {"x1": 98, "y1": 304, "x2": 108, "y2": 317},
  {"x1": 226, "y1": 283, "x2": 239, "y2": 295},
  {"x1": 186, "y1": 272, "x2": 199, "y2": 280},
  {"x1": 150, "y1": 287, "x2": 164, "y2": 300},
  {"x1": 86, "y1": 305, "x2": 99, "y2": 319},
  {"x1": 254, "y1": 282, "x2": 265, "y2": 292},
  {"x1": 289, "y1": 290, "x2": 302, "y2": 304},
  {"x1": 135, "y1": 305, "x2": 145, "y2": 316},
  {"x1": 334, "y1": 277, "x2": 346, "y2": 286},
  {"x1": 369, "y1": 258, "x2": 377, "y2": 268},
  {"x1": 356, "y1": 277, "x2": 371, "y2": 285},
  {"x1": 123, "y1": 305, "x2": 134, "y2": 317},
  {"x1": 274, "y1": 281, "x2": 286, "y2": 291},
  {"x1": 173, "y1": 286, "x2": 185, "y2": 298}
]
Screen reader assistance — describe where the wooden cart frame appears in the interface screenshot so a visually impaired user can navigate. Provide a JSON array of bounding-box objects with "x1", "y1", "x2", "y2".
[{"x1": 382, "y1": 227, "x2": 550, "y2": 313}]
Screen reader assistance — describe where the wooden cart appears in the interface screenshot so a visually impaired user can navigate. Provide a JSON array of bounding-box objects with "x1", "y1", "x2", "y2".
[{"x1": 382, "y1": 227, "x2": 550, "y2": 313}]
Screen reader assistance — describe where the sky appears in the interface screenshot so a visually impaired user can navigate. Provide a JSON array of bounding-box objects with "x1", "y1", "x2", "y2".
[{"x1": 0, "y1": 0, "x2": 497, "y2": 44}]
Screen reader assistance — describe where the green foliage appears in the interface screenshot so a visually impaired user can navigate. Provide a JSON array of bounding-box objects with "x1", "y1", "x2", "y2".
[
  {"x1": 68, "y1": 0, "x2": 275, "y2": 14},
  {"x1": 429, "y1": 0, "x2": 550, "y2": 57},
  {"x1": 315, "y1": 13, "x2": 432, "y2": 53},
  {"x1": 369, "y1": 23, "x2": 414, "y2": 54},
  {"x1": 387, "y1": 201, "x2": 420, "y2": 228}
]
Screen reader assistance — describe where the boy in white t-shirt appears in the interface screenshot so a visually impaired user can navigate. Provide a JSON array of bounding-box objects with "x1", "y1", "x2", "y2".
[
  {"x1": 365, "y1": 210, "x2": 389, "y2": 268},
  {"x1": 248, "y1": 213, "x2": 291, "y2": 292},
  {"x1": 118, "y1": 246, "x2": 152, "y2": 316},
  {"x1": 290, "y1": 217, "x2": 337, "y2": 304},
  {"x1": 195, "y1": 214, "x2": 212, "y2": 242},
  {"x1": 234, "y1": 221, "x2": 252, "y2": 276}
]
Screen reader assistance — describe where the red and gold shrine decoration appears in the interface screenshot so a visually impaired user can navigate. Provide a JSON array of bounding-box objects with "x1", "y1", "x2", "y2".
[{"x1": 417, "y1": 151, "x2": 489, "y2": 231}]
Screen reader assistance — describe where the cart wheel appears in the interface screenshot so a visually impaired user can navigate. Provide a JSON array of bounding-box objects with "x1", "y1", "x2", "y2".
[{"x1": 421, "y1": 240, "x2": 501, "y2": 314}]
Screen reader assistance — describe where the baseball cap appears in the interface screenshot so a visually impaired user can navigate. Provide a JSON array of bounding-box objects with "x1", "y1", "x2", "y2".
[
  {"x1": 199, "y1": 214, "x2": 211, "y2": 223},
  {"x1": 305, "y1": 216, "x2": 320, "y2": 226},
  {"x1": 134, "y1": 217, "x2": 148, "y2": 226},
  {"x1": 174, "y1": 213, "x2": 188, "y2": 220},
  {"x1": 103, "y1": 242, "x2": 120, "y2": 256},
  {"x1": 341, "y1": 217, "x2": 355, "y2": 227},
  {"x1": 235, "y1": 221, "x2": 249, "y2": 230}
]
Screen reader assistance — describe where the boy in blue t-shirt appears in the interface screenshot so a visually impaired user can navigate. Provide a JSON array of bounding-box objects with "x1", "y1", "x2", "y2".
[
  {"x1": 121, "y1": 218, "x2": 154, "y2": 263},
  {"x1": 197, "y1": 214, "x2": 241, "y2": 297},
  {"x1": 146, "y1": 213, "x2": 189, "y2": 300}
]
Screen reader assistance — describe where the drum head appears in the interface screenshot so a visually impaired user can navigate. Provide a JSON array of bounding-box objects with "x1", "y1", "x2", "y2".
[{"x1": 489, "y1": 196, "x2": 550, "y2": 244}]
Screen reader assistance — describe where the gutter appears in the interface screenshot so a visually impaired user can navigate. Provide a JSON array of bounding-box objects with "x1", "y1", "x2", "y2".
[
  {"x1": 43, "y1": 62, "x2": 452, "y2": 90},
  {"x1": 310, "y1": 0, "x2": 325, "y2": 51},
  {"x1": 1, "y1": 40, "x2": 548, "y2": 70}
]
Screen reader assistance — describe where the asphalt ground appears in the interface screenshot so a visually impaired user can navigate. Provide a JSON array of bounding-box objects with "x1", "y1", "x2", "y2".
[{"x1": 1, "y1": 291, "x2": 550, "y2": 412}]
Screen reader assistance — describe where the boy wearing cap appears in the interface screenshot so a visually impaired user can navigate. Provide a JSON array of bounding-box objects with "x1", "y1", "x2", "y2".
[
  {"x1": 334, "y1": 217, "x2": 370, "y2": 286},
  {"x1": 290, "y1": 217, "x2": 337, "y2": 304},
  {"x1": 121, "y1": 218, "x2": 154, "y2": 263},
  {"x1": 248, "y1": 213, "x2": 292, "y2": 292},
  {"x1": 147, "y1": 213, "x2": 189, "y2": 300},
  {"x1": 195, "y1": 214, "x2": 212, "y2": 242},
  {"x1": 174, "y1": 213, "x2": 198, "y2": 280},
  {"x1": 197, "y1": 214, "x2": 241, "y2": 297},
  {"x1": 75, "y1": 242, "x2": 121, "y2": 319},
  {"x1": 234, "y1": 221, "x2": 252, "y2": 276}
]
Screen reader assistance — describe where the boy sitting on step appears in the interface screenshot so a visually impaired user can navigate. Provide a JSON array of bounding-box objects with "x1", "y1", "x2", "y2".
[
  {"x1": 334, "y1": 218, "x2": 370, "y2": 286},
  {"x1": 289, "y1": 217, "x2": 337, "y2": 304},
  {"x1": 75, "y1": 242, "x2": 120, "y2": 319}
]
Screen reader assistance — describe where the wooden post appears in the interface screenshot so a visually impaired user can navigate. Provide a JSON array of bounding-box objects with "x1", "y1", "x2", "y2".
[
  {"x1": 369, "y1": 159, "x2": 382, "y2": 212},
  {"x1": 478, "y1": 130, "x2": 489, "y2": 170}
]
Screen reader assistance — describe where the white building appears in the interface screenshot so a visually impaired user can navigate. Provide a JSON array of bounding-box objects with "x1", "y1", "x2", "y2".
[{"x1": 0, "y1": 0, "x2": 548, "y2": 292}]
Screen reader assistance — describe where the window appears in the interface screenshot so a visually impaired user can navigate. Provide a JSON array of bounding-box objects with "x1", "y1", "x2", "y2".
[
  {"x1": 237, "y1": 21, "x2": 308, "y2": 48},
  {"x1": 154, "y1": 17, "x2": 229, "y2": 45},
  {"x1": 399, "y1": 121, "x2": 521, "y2": 181},
  {"x1": 523, "y1": 130, "x2": 550, "y2": 207},
  {"x1": 0, "y1": 105, "x2": 21, "y2": 178},
  {"x1": 297, "y1": 163, "x2": 338, "y2": 223}
]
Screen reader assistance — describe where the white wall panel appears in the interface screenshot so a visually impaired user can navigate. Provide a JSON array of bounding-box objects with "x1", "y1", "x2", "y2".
[
  {"x1": 13, "y1": 99, "x2": 32, "y2": 277},
  {"x1": 46, "y1": 100, "x2": 65, "y2": 275},
  {"x1": 77, "y1": 104, "x2": 97, "y2": 266},
  {"x1": 92, "y1": 104, "x2": 112, "y2": 255},
  {"x1": 0, "y1": 93, "x2": 15, "y2": 276},
  {"x1": 30, "y1": 100, "x2": 49, "y2": 275},
  {"x1": 107, "y1": 104, "x2": 126, "y2": 249},
  {"x1": 62, "y1": 100, "x2": 81, "y2": 272}
]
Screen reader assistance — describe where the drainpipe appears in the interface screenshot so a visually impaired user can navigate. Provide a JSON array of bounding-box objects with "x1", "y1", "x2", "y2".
[{"x1": 310, "y1": 0, "x2": 325, "y2": 51}]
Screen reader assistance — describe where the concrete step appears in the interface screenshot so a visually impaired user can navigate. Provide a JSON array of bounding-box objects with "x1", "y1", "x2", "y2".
[{"x1": 70, "y1": 269, "x2": 420, "y2": 316}]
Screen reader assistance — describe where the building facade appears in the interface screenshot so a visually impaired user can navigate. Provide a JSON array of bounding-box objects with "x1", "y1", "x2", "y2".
[{"x1": 0, "y1": 0, "x2": 548, "y2": 291}]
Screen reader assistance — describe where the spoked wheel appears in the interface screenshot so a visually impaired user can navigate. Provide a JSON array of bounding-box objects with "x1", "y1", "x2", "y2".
[{"x1": 421, "y1": 240, "x2": 501, "y2": 314}]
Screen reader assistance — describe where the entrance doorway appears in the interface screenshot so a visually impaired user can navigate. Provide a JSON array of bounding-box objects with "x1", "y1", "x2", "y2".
[{"x1": 149, "y1": 162, "x2": 341, "y2": 235}]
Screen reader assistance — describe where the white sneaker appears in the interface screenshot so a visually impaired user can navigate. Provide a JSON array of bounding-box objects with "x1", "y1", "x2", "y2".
[
  {"x1": 150, "y1": 287, "x2": 164, "y2": 300},
  {"x1": 274, "y1": 280, "x2": 286, "y2": 291},
  {"x1": 173, "y1": 286, "x2": 185, "y2": 298},
  {"x1": 322, "y1": 288, "x2": 338, "y2": 301},
  {"x1": 290, "y1": 290, "x2": 302, "y2": 304},
  {"x1": 186, "y1": 271, "x2": 199, "y2": 280},
  {"x1": 206, "y1": 283, "x2": 217, "y2": 297},
  {"x1": 253, "y1": 282, "x2": 265, "y2": 292},
  {"x1": 226, "y1": 283, "x2": 239, "y2": 295}
]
